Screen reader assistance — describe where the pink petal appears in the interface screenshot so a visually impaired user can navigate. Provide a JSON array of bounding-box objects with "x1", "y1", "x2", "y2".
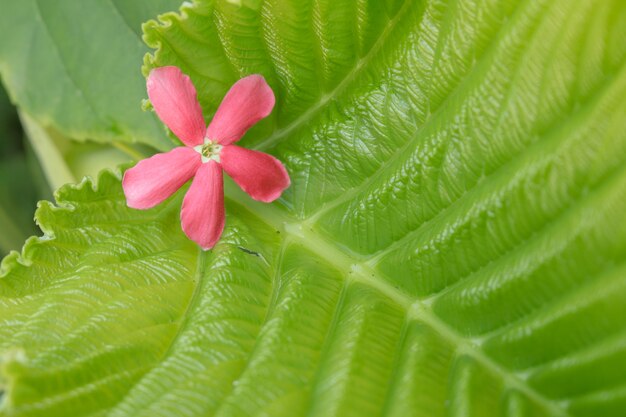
[
  {"x1": 180, "y1": 161, "x2": 225, "y2": 250},
  {"x1": 147, "y1": 66, "x2": 206, "y2": 147},
  {"x1": 220, "y1": 145, "x2": 290, "y2": 203},
  {"x1": 206, "y1": 75, "x2": 275, "y2": 145},
  {"x1": 123, "y1": 147, "x2": 201, "y2": 209}
]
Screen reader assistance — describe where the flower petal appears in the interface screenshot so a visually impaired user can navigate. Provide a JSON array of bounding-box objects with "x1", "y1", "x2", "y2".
[
  {"x1": 147, "y1": 66, "x2": 206, "y2": 147},
  {"x1": 123, "y1": 147, "x2": 201, "y2": 209},
  {"x1": 220, "y1": 145, "x2": 290, "y2": 202},
  {"x1": 206, "y1": 75, "x2": 275, "y2": 145},
  {"x1": 180, "y1": 161, "x2": 225, "y2": 250}
]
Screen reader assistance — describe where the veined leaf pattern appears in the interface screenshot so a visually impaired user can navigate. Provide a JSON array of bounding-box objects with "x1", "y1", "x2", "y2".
[{"x1": 1, "y1": 0, "x2": 626, "y2": 416}]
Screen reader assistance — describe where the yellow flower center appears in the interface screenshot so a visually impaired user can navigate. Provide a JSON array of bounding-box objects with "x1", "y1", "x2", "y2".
[{"x1": 194, "y1": 139, "x2": 222, "y2": 163}]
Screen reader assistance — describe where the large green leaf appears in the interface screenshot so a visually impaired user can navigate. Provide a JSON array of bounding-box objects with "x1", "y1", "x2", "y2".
[
  {"x1": 2, "y1": 0, "x2": 626, "y2": 416},
  {"x1": 0, "y1": 0, "x2": 181, "y2": 151}
]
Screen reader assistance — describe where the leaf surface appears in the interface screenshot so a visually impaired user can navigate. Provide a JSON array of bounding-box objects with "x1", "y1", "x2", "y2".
[
  {"x1": 2, "y1": 0, "x2": 626, "y2": 416},
  {"x1": 0, "y1": 0, "x2": 182, "y2": 150}
]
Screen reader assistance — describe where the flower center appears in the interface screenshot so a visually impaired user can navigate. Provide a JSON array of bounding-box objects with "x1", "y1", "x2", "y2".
[{"x1": 194, "y1": 139, "x2": 222, "y2": 163}]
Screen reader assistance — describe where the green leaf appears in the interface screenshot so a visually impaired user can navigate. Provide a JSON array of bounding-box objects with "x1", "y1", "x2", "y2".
[
  {"x1": 3, "y1": 0, "x2": 626, "y2": 416},
  {"x1": 0, "y1": 0, "x2": 182, "y2": 151}
]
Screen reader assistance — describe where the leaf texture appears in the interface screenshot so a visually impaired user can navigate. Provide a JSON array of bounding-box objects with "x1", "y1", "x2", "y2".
[{"x1": 2, "y1": 0, "x2": 626, "y2": 416}]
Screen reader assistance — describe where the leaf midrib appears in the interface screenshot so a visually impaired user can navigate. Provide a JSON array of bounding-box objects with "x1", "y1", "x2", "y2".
[
  {"x1": 25, "y1": 0, "x2": 169, "y2": 150},
  {"x1": 32, "y1": 0, "x2": 105, "y2": 130},
  {"x1": 221, "y1": 185, "x2": 571, "y2": 417},
  {"x1": 107, "y1": 0, "x2": 614, "y2": 413}
]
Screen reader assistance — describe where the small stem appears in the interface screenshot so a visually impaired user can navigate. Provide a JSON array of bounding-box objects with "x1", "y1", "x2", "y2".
[
  {"x1": 111, "y1": 141, "x2": 151, "y2": 160},
  {"x1": 19, "y1": 111, "x2": 75, "y2": 191}
]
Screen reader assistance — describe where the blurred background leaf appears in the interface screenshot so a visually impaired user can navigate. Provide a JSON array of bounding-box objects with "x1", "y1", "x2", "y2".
[
  {"x1": 0, "y1": 0, "x2": 182, "y2": 151},
  {"x1": 0, "y1": 80, "x2": 42, "y2": 256},
  {"x1": 0, "y1": 0, "x2": 182, "y2": 256}
]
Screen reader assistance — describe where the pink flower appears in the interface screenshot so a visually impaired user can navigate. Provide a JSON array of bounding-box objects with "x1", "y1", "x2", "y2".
[{"x1": 122, "y1": 66, "x2": 290, "y2": 249}]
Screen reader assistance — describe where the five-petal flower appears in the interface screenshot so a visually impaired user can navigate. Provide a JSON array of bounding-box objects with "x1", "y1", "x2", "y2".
[{"x1": 122, "y1": 66, "x2": 290, "y2": 249}]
